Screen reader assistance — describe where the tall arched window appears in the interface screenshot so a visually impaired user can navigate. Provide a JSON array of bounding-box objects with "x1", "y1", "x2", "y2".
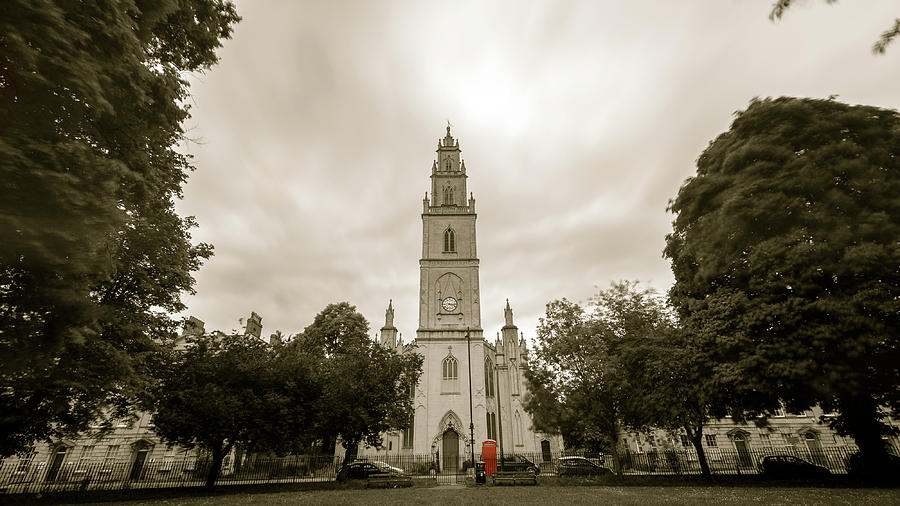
[
  {"x1": 442, "y1": 356, "x2": 458, "y2": 380},
  {"x1": 484, "y1": 358, "x2": 494, "y2": 397},
  {"x1": 511, "y1": 364, "x2": 520, "y2": 395},
  {"x1": 485, "y1": 412, "x2": 497, "y2": 440},
  {"x1": 445, "y1": 159, "x2": 451, "y2": 171},
  {"x1": 515, "y1": 411, "x2": 523, "y2": 447},
  {"x1": 402, "y1": 412, "x2": 414, "y2": 448},
  {"x1": 442, "y1": 354, "x2": 459, "y2": 393},
  {"x1": 443, "y1": 227, "x2": 456, "y2": 253}
]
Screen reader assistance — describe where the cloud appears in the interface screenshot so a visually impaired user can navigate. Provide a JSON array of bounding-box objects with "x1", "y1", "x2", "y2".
[{"x1": 175, "y1": 0, "x2": 900, "y2": 343}]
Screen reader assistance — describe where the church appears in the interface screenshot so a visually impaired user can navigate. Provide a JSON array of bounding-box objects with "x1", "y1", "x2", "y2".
[{"x1": 357, "y1": 127, "x2": 561, "y2": 469}]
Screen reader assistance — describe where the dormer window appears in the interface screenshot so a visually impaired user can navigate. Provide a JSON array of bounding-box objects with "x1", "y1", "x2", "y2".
[{"x1": 443, "y1": 227, "x2": 456, "y2": 252}]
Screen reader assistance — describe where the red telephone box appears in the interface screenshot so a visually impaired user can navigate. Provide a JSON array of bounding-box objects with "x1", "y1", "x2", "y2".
[{"x1": 481, "y1": 440, "x2": 497, "y2": 476}]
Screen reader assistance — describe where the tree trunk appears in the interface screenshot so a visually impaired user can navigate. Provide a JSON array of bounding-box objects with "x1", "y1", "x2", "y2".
[
  {"x1": 686, "y1": 424, "x2": 711, "y2": 477},
  {"x1": 205, "y1": 443, "x2": 225, "y2": 489},
  {"x1": 607, "y1": 421, "x2": 623, "y2": 475},
  {"x1": 321, "y1": 435, "x2": 336, "y2": 455},
  {"x1": 342, "y1": 441, "x2": 359, "y2": 466},
  {"x1": 838, "y1": 393, "x2": 889, "y2": 474}
]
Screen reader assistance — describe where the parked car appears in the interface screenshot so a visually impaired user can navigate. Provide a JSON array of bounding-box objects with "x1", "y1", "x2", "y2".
[
  {"x1": 497, "y1": 454, "x2": 539, "y2": 474},
  {"x1": 336, "y1": 460, "x2": 405, "y2": 482},
  {"x1": 372, "y1": 461, "x2": 405, "y2": 475},
  {"x1": 757, "y1": 455, "x2": 830, "y2": 478},
  {"x1": 557, "y1": 456, "x2": 612, "y2": 476}
]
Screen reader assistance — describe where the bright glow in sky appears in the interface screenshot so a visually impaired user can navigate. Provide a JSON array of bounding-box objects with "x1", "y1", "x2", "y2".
[{"x1": 175, "y1": 0, "x2": 900, "y2": 342}]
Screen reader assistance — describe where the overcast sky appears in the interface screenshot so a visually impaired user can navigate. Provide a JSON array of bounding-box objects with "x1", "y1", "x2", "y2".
[{"x1": 174, "y1": 0, "x2": 900, "y2": 343}]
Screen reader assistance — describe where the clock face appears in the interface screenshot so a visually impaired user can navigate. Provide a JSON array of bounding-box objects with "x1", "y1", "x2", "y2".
[{"x1": 442, "y1": 296, "x2": 458, "y2": 312}]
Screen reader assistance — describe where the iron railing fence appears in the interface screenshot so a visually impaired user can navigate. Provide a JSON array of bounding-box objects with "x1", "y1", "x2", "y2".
[
  {"x1": 0, "y1": 453, "x2": 447, "y2": 494},
  {"x1": 0, "y1": 445, "x2": 882, "y2": 495},
  {"x1": 491, "y1": 446, "x2": 862, "y2": 476}
]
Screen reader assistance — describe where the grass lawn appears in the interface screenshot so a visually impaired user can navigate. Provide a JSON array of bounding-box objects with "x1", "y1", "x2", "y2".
[{"x1": 67, "y1": 485, "x2": 900, "y2": 506}]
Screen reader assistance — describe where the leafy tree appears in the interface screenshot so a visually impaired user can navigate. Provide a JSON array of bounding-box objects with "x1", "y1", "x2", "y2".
[
  {"x1": 523, "y1": 298, "x2": 623, "y2": 456},
  {"x1": 624, "y1": 320, "x2": 721, "y2": 476},
  {"x1": 298, "y1": 303, "x2": 423, "y2": 465},
  {"x1": 769, "y1": 0, "x2": 900, "y2": 54},
  {"x1": 524, "y1": 282, "x2": 683, "y2": 473},
  {"x1": 665, "y1": 97, "x2": 900, "y2": 470},
  {"x1": 261, "y1": 338, "x2": 326, "y2": 455},
  {"x1": 151, "y1": 334, "x2": 278, "y2": 488},
  {"x1": 0, "y1": 0, "x2": 238, "y2": 455}
]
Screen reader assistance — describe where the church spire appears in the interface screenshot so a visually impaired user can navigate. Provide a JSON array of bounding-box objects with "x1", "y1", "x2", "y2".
[
  {"x1": 379, "y1": 299, "x2": 398, "y2": 348},
  {"x1": 442, "y1": 123, "x2": 456, "y2": 147},
  {"x1": 385, "y1": 299, "x2": 395, "y2": 328},
  {"x1": 504, "y1": 299, "x2": 514, "y2": 327},
  {"x1": 501, "y1": 299, "x2": 518, "y2": 349}
]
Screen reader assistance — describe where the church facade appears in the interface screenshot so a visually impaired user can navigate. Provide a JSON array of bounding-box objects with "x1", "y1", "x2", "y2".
[{"x1": 368, "y1": 127, "x2": 560, "y2": 469}]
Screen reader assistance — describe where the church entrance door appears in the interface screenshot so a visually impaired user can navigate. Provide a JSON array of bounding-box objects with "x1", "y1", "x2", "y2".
[{"x1": 442, "y1": 429, "x2": 459, "y2": 473}]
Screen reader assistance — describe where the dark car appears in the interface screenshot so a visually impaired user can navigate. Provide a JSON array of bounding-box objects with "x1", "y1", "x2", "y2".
[
  {"x1": 557, "y1": 456, "x2": 612, "y2": 477},
  {"x1": 497, "y1": 454, "x2": 539, "y2": 474},
  {"x1": 758, "y1": 455, "x2": 830, "y2": 478},
  {"x1": 336, "y1": 460, "x2": 405, "y2": 482}
]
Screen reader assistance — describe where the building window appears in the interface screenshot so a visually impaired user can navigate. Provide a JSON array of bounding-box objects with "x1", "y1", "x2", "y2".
[
  {"x1": 484, "y1": 358, "x2": 494, "y2": 397},
  {"x1": 442, "y1": 356, "x2": 458, "y2": 380},
  {"x1": 443, "y1": 227, "x2": 456, "y2": 252},
  {"x1": 511, "y1": 364, "x2": 519, "y2": 395},
  {"x1": 782, "y1": 433, "x2": 796, "y2": 449},
  {"x1": 486, "y1": 412, "x2": 493, "y2": 440},
  {"x1": 78, "y1": 446, "x2": 94, "y2": 470},
  {"x1": 442, "y1": 184, "x2": 455, "y2": 205},
  {"x1": 445, "y1": 159, "x2": 451, "y2": 171},
  {"x1": 442, "y1": 354, "x2": 459, "y2": 393},
  {"x1": 514, "y1": 411, "x2": 524, "y2": 447},
  {"x1": 705, "y1": 434, "x2": 717, "y2": 447},
  {"x1": 402, "y1": 412, "x2": 414, "y2": 449},
  {"x1": 103, "y1": 445, "x2": 119, "y2": 470},
  {"x1": 15, "y1": 453, "x2": 34, "y2": 473},
  {"x1": 759, "y1": 434, "x2": 772, "y2": 447},
  {"x1": 680, "y1": 435, "x2": 691, "y2": 448}
]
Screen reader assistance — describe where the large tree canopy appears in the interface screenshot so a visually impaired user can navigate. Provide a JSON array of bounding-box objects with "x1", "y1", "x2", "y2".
[
  {"x1": 0, "y1": 0, "x2": 239, "y2": 455},
  {"x1": 523, "y1": 282, "x2": 684, "y2": 471},
  {"x1": 297, "y1": 302, "x2": 423, "y2": 465},
  {"x1": 665, "y1": 97, "x2": 900, "y2": 468},
  {"x1": 151, "y1": 334, "x2": 278, "y2": 488}
]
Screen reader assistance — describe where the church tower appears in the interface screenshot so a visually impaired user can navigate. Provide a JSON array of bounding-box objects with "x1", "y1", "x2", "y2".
[
  {"x1": 349, "y1": 125, "x2": 561, "y2": 468},
  {"x1": 412, "y1": 126, "x2": 486, "y2": 470},
  {"x1": 418, "y1": 125, "x2": 481, "y2": 333}
]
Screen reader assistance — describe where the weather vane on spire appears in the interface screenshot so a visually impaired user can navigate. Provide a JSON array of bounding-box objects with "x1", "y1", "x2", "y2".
[{"x1": 446, "y1": 119, "x2": 453, "y2": 134}]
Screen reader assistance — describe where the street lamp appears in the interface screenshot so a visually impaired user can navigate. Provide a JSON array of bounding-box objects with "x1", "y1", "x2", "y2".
[
  {"x1": 466, "y1": 328, "x2": 476, "y2": 470},
  {"x1": 495, "y1": 362, "x2": 505, "y2": 471}
]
